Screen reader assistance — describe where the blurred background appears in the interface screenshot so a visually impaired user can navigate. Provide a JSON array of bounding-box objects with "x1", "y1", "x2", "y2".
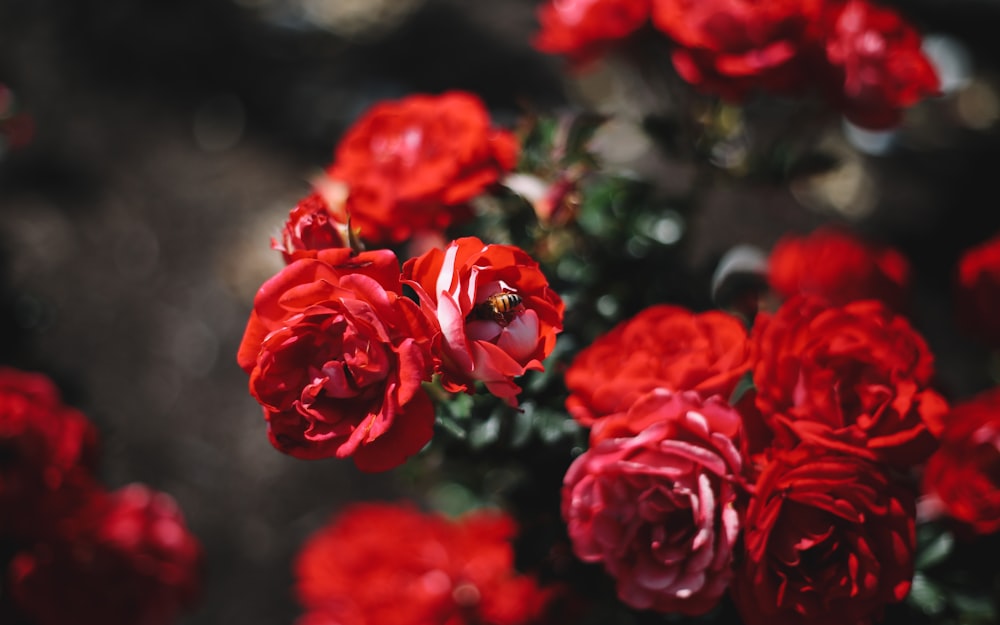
[{"x1": 2, "y1": 0, "x2": 1000, "y2": 623}]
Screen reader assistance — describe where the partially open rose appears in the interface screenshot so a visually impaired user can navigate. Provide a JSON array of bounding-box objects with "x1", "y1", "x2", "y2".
[
  {"x1": 402, "y1": 236, "x2": 564, "y2": 406},
  {"x1": 237, "y1": 248, "x2": 436, "y2": 472}
]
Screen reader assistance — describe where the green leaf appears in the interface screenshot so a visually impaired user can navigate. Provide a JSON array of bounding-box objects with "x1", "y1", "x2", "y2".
[
  {"x1": 445, "y1": 392, "x2": 474, "y2": 420},
  {"x1": 729, "y1": 372, "x2": 755, "y2": 406},
  {"x1": 951, "y1": 591, "x2": 997, "y2": 622},
  {"x1": 908, "y1": 573, "x2": 948, "y2": 616},
  {"x1": 510, "y1": 403, "x2": 535, "y2": 448},
  {"x1": 469, "y1": 411, "x2": 502, "y2": 450},
  {"x1": 915, "y1": 527, "x2": 954, "y2": 571}
]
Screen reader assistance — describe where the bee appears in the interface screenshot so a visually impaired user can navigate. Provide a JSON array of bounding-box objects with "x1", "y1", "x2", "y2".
[{"x1": 474, "y1": 290, "x2": 524, "y2": 325}]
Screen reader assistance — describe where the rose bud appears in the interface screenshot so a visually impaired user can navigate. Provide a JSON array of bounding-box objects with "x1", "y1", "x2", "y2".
[
  {"x1": 272, "y1": 188, "x2": 350, "y2": 264},
  {"x1": 562, "y1": 389, "x2": 745, "y2": 615},
  {"x1": 237, "y1": 248, "x2": 437, "y2": 472},
  {"x1": 402, "y1": 236, "x2": 564, "y2": 406}
]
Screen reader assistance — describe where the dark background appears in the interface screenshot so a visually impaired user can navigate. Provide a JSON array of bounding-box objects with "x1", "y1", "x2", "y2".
[{"x1": 2, "y1": 1, "x2": 1000, "y2": 623}]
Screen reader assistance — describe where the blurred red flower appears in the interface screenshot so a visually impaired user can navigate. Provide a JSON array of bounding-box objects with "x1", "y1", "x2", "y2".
[
  {"x1": 922, "y1": 387, "x2": 1000, "y2": 535},
  {"x1": 9, "y1": 483, "x2": 202, "y2": 625},
  {"x1": 237, "y1": 248, "x2": 437, "y2": 472},
  {"x1": 733, "y1": 446, "x2": 914, "y2": 625},
  {"x1": 564, "y1": 305, "x2": 752, "y2": 428},
  {"x1": 273, "y1": 189, "x2": 350, "y2": 264},
  {"x1": 767, "y1": 227, "x2": 911, "y2": 310},
  {"x1": 821, "y1": 0, "x2": 940, "y2": 129},
  {"x1": 751, "y1": 295, "x2": 947, "y2": 467},
  {"x1": 295, "y1": 502, "x2": 554, "y2": 625},
  {"x1": 651, "y1": 0, "x2": 823, "y2": 100},
  {"x1": 326, "y1": 92, "x2": 518, "y2": 245},
  {"x1": 562, "y1": 389, "x2": 744, "y2": 614},
  {"x1": 533, "y1": 0, "x2": 651, "y2": 65},
  {"x1": 0, "y1": 367, "x2": 98, "y2": 540},
  {"x1": 955, "y1": 232, "x2": 1000, "y2": 347},
  {"x1": 403, "y1": 236, "x2": 564, "y2": 406}
]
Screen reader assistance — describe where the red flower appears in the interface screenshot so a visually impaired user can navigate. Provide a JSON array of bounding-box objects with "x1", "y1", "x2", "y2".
[
  {"x1": 273, "y1": 189, "x2": 350, "y2": 264},
  {"x1": 922, "y1": 388, "x2": 1000, "y2": 535},
  {"x1": 650, "y1": 0, "x2": 823, "y2": 100},
  {"x1": 533, "y1": 0, "x2": 651, "y2": 66},
  {"x1": 326, "y1": 92, "x2": 519, "y2": 244},
  {"x1": 768, "y1": 227, "x2": 911, "y2": 310},
  {"x1": 562, "y1": 389, "x2": 744, "y2": 614},
  {"x1": 402, "y1": 237, "x2": 564, "y2": 406},
  {"x1": 732, "y1": 447, "x2": 915, "y2": 625},
  {"x1": 237, "y1": 248, "x2": 437, "y2": 472},
  {"x1": 751, "y1": 295, "x2": 948, "y2": 467},
  {"x1": 955, "y1": 232, "x2": 1000, "y2": 347},
  {"x1": 9, "y1": 484, "x2": 202, "y2": 625},
  {"x1": 0, "y1": 367, "x2": 98, "y2": 540},
  {"x1": 564, "y1": 305, "x2": 752, "y2": 428},
  {"x1": 821, "y1": 0, "x2": 940, "y2": 129},
  {"x1": 295, "y1": 502, "x2": 553, "y2": 625}
]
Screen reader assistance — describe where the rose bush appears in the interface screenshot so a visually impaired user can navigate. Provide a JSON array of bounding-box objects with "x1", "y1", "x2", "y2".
[
  {"x1": 767, "y1": 227, "x2": 911, "y2": 310},
  {"x1": 562, "y1": 388, "x2": 745, "y2": 614},
  {"x1": 564, "y1": 304, "x2": 752, "y2": 427},
  {"x1": 237, "y1": 247, "x2": 437, "y2": 472},
  {"x1": 0, "y1": 367, "x2": 98, "y2": 540},
  {"x1": 9, "y1": 484, "x2": 202, "y2": 625},
  {"x1": 922, "y1": 387, "x2": 1000, "y2": 535},
  {"x1": 733, "y1": 446, "x2": 915, "y2": 625},
  {"x1": 325, "y1": 92, "x2": 518, "y2": 245},
  {"x1": 955, "y1": 232, "x2": 1000, "y2": 347},
  {"x1": 751, "y1": 295, "x2": 947, "y2": 467},
  {"x1": 403, "y1": 236, "x2": 564, "y2": 406},
  {"x1": 295, "y1": 502, "x2": 553, "y2": 625}
]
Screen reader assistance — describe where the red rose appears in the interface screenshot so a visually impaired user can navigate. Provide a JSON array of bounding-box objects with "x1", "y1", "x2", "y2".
[
  {"x1": 237, "y1": 248, "x2": 437, "y2": 472},
  {"x1": 533, "y1": 0, "x2": 651, "y2": 66},
  {"x1": 821, "y1": 0, "x2": 939, "y2": 129},
  {"x1": 562, "y1": 389, "x2": 744, "y2": 614},
  {"x1": 650, "y1": 0, "x2": 823, "y2": 100},
  {"x1": 272, "y1": 189, "x2": 350, "y2": 264},
  {"x1": 768, "y1": 227, "x2": 911, "y2": 310},
  {"x1": 0, "y1": 367, "x2": 98, "y2": 540},
  {"x1": 564, "y1": 305, "x2": 752, "y2": 428},
  {"x1": 326, "y1": 92, "x2": 519, "y2": 244},
  {"x1": 9, "y1": 483, "x2": 202, "y2": 625},
  {"x1": 752, "y1": 295, "x2": 948, "y2": 467},
  {"x1": 922, "y1": 388, "x2": 1000, "y2": 535},
  {"x1": 955, "y1": 232, "x2": 1000, "y2": 347},
  {"x1": 732, "y1": 447, "x2": 915, "y2": 625},
  {"x1": 402, "y1": 236, "x2": 564, "y2": 406},
  {"x1": 295, "y1": 502, "x2": 553, "y2": 625}
]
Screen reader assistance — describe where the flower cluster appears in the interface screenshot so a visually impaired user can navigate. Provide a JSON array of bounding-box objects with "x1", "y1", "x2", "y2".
[
  {"x1": 559, "y1": 226, "x2": 954, "y2": 623},
  {"x1": 0, "y1": 367, "x2": 202, "y2": 625},
  {"x1": 238, "y1": 90, "x2": 565, "y2": 471},
  {"x1": 533, "y1": 0, "x2": 940, "y2": 128},
  {"x1": 294, "y1": 503, "x2": 555, "y2": 625}
]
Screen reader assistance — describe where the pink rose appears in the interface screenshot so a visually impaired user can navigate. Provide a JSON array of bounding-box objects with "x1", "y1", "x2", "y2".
[
  {"x1": 561, "y1": 389, "x2": 744, "y2": 615},
  {"x1": 402, "y1": 236, "x2": 564, "y2": 406}
]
